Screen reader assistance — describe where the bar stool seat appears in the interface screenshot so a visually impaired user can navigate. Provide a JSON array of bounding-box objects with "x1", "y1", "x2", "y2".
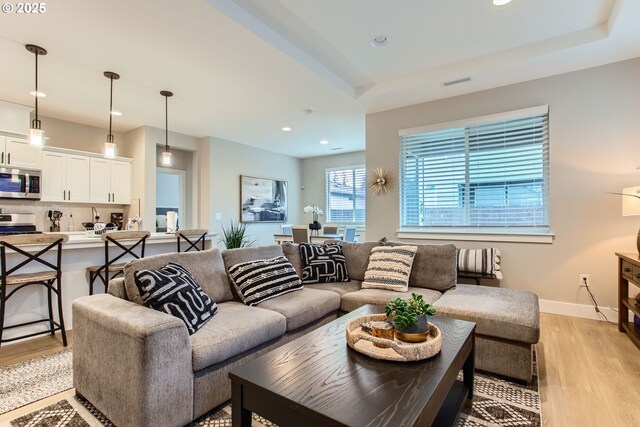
[
  {"x1": 0, "y1": 233, "x2": 69, "y2": 347},
  {"x1": 5, "y1": 271, "x2": 58, "y2": 285},
  {"x1": 86, "y1": 231, "x2": 150, "y2": 295},
  {"x1": 86, "y1": 262, "x2": 127, "y2": 273}
]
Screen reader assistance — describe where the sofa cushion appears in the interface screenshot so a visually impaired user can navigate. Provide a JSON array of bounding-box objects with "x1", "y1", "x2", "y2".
[
  {"x1": 362, "y1": 245, "x2": 417, "y2": 292},
  {"x1": 227, "y1": 256, "x2": 303, "y2": 306},
  {"x1": 281, "y1": 242, "x2": 303, "y2": 278},
  {"x1": 335, "y1": 241, "x2": 381, "y2": 281},
  {"x1": 340, "y1": 287, "x2": 442, "y2": 313},
  {"x1": 222, "y1": 245, "x2": 284, "y2": 269},
  {"x1": 190, "y1": 301, "x2": 286, "y2": 371},
  {"x1": 256, "y1": 288, "x2": 340, "y2": 331},
  {"x1": 124, "y1": 249, "x2": 234, "y2": 306},
  {"x1": 385, "y1": 242, "x2": 457, "y2": 292},
  {"x1": 134, "y1": 262, "x2": 217, "y2": 335},
  {"x1": 299, "y1": 243, "x2": 349, "y2": 284},
  {"x1": 433, "y1": 284, "x2": 539, "y2": 344},
  {"x1": 457, "y1": 248, "x2": 503, "y2": 280},
  {"x1": 305, "y1": 280, "x2": 361, "y2": 296}
]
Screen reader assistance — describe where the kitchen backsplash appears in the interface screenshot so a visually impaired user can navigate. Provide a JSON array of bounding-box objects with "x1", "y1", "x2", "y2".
[{"x1": 0, "y1": 200, "x2": 127, "y2": 232}]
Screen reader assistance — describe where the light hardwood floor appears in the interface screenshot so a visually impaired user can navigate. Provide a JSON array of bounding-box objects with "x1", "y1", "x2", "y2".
[{"x1": 0, "y1": 315, "x2": 639, "y2": 426}]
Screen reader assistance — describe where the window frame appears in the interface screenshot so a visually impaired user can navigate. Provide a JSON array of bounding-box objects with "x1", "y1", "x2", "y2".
[
  {"x1": 397, "y1": 106, "x2": 553, "y2": 244},
  {"x1": 324, "y1": 164, "x2": 366, "y2": 225}
]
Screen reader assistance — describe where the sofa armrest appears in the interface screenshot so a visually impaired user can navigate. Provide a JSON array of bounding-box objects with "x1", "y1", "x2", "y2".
[{"x1": 73, "y1": 294, "x2": 194, "y2": 427}]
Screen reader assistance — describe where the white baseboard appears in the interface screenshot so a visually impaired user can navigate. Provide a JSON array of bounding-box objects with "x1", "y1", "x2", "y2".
[{"x1": 539, "y1": 299, "x2": 630, "y2": 322}]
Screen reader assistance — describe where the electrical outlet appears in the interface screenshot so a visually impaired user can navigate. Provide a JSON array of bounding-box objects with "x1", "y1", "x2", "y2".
[
  {"x1": 215, "y1": 213, "x2": 222, "y2": 221},
  {"x1": 579, "y1": 274, "x2": 590, "y2": 287}
]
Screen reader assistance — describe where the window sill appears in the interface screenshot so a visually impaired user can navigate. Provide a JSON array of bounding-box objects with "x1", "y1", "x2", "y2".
[{"x1": 396, "y1": 228, "x2": 554, "y2": 244}]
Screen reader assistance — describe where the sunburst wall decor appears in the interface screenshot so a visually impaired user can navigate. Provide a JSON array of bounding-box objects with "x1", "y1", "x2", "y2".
[{"x1": 370, "y1": 168, "x2": 391, "y2": 195}]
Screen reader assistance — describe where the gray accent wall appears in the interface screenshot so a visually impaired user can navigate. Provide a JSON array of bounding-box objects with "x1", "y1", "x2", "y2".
[{"x1": 365, "y1": 57, "x2": 640, "y2": 309}]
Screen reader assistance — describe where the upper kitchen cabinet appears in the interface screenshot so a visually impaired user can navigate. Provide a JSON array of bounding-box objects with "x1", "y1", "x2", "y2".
[
  {"x1": 0, "y1": 136, "x2": 43, "y2": 170},
  {"x1": 42, "y1": 151, "x2": 91, "y2": 202},
  {"x1": 90, "y1": 158, "x2": 131, "y2": 204}
]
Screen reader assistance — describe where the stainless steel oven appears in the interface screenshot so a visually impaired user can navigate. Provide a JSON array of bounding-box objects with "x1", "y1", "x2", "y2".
[{"x1": 0, "y1": 168, "x2": 41, "y2": 199}]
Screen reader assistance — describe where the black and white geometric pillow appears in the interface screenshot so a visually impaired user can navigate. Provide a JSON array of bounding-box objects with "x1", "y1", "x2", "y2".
[
  {"x1": 227, "y1": 256, "x2": 303, "y2": 306},
  {"x1": 134, "y1": 262, "x2": 218, "y2": 335},
  {"x1": 299, "y1": 243, "x2": 350, "y2": 284}
]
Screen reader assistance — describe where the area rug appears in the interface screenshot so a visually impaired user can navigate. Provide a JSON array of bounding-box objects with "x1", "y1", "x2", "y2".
[
  {"x1": 4, "y1": 365, "x2": 540, "y2": 427},
  {"x1": 0, "y1": 349, "x2": 73, "y2": 415}
]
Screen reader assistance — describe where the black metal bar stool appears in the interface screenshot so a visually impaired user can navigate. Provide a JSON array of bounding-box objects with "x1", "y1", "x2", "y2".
[
  {"x1": 0, "y1": 233, "x2": 69, "y2": 347},
  {"x1": 176, "y1": 229, "x2": 208, "y2": 252},
  {"x1": 87, "y1": 231, "x2": 150, "y2": 295}
]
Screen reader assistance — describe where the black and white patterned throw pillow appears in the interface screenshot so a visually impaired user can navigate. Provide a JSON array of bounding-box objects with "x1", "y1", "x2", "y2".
[
  {"x1": 299, "y1": 243, "x2": 350, "y2": 284},
  {"x1": 228, "y1": 256, "x2": 303, "y2": 306},
  {"x1": 134, "y1": 262, "x2": 217, "y2": 335}
]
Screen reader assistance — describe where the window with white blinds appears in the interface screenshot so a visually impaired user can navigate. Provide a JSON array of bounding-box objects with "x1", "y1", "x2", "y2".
[
  {"x1": 325, "y1": 166, "x2": 366, "y2": 223},
  {"x1": 399, "y1": 106, "x2": 549, "y2": 230}
]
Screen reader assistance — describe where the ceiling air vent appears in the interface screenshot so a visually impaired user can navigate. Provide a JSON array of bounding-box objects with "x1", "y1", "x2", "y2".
[
  {"x1": 442, "y1": 77, "x2": 471, "y2": 87},
  {"x1": 330, "y1": 147, "x2": 343, "y2": 151}
]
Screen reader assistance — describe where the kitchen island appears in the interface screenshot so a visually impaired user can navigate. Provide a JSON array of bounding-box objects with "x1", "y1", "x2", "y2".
[{"x1": 1, "y1": 231, "x2": 217, "y2": 344}]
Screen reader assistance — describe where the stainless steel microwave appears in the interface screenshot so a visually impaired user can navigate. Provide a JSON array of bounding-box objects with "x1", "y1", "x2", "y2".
[{"x1": 0, "y1": 168, "x2": 41, "y2": 199}]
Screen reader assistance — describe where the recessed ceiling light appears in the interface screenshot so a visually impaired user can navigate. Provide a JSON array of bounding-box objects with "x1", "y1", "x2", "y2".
[
  {"x1": 370, "y1": 35, "x2": 389, "y2": 48},
  {"x1": 29, "y1": 91, "x2": 46, "y2": 97},
  {"x1": 110, "y1": 110, "x2": 122, "y2": 116},
  {"x1": 320, "y1": 140, "x2": 329, "y2": 145},
  {"x1": 493, "y1": 0, "x2": 512, "y2": 5},
  {"x1": 282, "y1": 126, "x2": 292, "y2": 132}
]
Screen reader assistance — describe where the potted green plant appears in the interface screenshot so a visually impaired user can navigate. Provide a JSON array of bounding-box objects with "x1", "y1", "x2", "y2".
[
  {"x1": 219, "y1": 220, "x2": 255, "y2": 249},
  {"x1": 384, "y1": 293, "x2": 437, "y2": 343}
]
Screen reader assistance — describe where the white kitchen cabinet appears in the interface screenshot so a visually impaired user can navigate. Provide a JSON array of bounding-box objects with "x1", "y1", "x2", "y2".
[
  {"x1": 0, "y1": 136, "x2": 42, "y2": 169},
  {"x1": 42, "y1": 151, "x2": 91, "y2": 202},
  {"x1": 90, "y1": 157, "x2": 131, "y2": 204},
  {"x1": 110, "y1": 160, "x2": 131, "y2": 204}
]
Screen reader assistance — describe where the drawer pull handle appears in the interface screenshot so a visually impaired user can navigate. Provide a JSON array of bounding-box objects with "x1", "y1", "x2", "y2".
[{"x1": 624, "y1": 268, "x2": 631, "y2": 272}]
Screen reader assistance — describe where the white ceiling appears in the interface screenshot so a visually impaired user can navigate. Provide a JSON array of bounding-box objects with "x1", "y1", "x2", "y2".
[{"x1": 0, "y1": 0, "x2": 638, "y2": 158}]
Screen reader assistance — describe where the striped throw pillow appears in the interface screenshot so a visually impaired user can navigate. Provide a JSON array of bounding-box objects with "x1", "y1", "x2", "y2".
[
  {"x1": 228, "y1": 256, "x2": 303, "y2": 306},
  {"x1": 457, "y1": 248, "x2": 503, "y2": 280},
  {"x1": 362, "y1": 246, "x2": 418, "y2": 292}
]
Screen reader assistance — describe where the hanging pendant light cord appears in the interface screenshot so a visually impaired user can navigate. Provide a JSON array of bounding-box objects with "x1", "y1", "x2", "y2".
[
  {"x1": 108, "y1": 76, "x2": 114, "y2": 143},
  {"x1": 165, "y1": 94, "x2": 169, "y2": 151},
  {"x1": 33, "y1": 51, "x2": 40, "y2": 129}
]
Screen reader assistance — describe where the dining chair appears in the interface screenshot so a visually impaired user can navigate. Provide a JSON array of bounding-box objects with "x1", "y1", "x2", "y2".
[
  {"x1": 0, "y1": 233, "x2": 69, "y2": 347},
  {"x1": 292, "y1": 226, "x2": 309, "y2": 243},
  {"x1": 343, "y1": 226, "x2": 357, "y2": 242},
  {"x1": 87, "y1": 231, "x2": 151, "y2": 295},
  {"x1": 176, "y1": 229, "x2": 208, "y2": 252},
  {"x1": 322, "y1": 225, "x2": 338, "y2": 235}
]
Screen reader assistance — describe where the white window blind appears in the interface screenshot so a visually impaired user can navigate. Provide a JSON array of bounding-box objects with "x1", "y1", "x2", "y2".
[
  {"x1": 325, "y1": 166, "x2": 366, "y2": 223},
  {"x1": 400, "y1": 107, "x2": 549, "y2": 229}
]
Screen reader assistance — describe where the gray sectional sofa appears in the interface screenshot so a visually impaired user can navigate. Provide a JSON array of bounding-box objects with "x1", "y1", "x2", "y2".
[{"x1": 72, "y1": 241, "x2": 539, "y2": 427}]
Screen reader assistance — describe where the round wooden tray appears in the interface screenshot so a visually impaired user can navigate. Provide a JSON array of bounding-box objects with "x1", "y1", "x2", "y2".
[{"x1": 345, "y1": 314, "x2": 442, "y2": 362}]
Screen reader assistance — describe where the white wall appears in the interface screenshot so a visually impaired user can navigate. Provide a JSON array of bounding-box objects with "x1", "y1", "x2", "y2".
[
  {"x1": 366, "y1": 57, "x2": 640, "y2": 310},
  {"x1": 211, "y1": 137, "x2": 302, "y2": 247}
]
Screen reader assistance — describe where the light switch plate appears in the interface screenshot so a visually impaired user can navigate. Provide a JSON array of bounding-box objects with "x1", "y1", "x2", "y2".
[{"x1": 215, "y1": 213, "x2": 222, "y2": 220}]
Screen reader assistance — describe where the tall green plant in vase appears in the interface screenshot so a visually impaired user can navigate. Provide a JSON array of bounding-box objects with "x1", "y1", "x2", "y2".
[{"x1": 219, "y1": 220, "x2": 255, "y2": 249}]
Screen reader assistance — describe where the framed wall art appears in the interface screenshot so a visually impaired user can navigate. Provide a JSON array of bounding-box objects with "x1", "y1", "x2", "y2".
[{"x1": 240, "y1": 175, "x2": 288, "y2": 223}]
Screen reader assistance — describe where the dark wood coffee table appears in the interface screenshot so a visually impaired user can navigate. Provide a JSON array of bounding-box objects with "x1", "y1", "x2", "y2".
[{"x1": 229, "y1": 304, "x2": 475, "y2": 426}]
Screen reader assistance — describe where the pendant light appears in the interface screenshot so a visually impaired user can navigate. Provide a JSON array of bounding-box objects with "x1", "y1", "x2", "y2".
[
  {"x1": 26, "y1": 44, "x2": 47, "y2": 146},
  {"x1": 160, "y1": 90, "x2": 173, "y2": 167},
  {"x1": 104, "y1": 71, "x2": 120, "y2": 159}
]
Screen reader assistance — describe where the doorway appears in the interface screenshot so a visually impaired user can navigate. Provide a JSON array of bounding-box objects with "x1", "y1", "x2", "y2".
[{"x1": 156, "y1": 168, "x2": 186, "y2": 232}]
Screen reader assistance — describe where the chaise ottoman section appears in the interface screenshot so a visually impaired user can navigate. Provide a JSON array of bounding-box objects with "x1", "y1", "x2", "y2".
[
  {"x1": 433, "y1": 284, "x2": 539, "y2": 344},
  {"x1": 190, "y1": 302, "x2": 287, "y2": 371},
  {"x1": 256, "y1": 288, "x2": 341, "y2": 331},
  {"x1": 433, "y1": 284, "x2": 540, "y2": 381},
  {"x1": 340, "y1": 287, "x2": 442, "y2": 313}
]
